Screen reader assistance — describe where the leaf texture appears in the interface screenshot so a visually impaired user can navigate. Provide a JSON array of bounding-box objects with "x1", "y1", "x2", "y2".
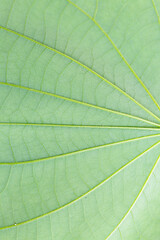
[{"x1": 0, "y1": 0, "x2": 160, "y2": 239}]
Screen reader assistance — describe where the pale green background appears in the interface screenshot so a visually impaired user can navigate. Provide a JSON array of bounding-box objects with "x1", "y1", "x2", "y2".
[{"x1": 0, "y1": 0, "x2": 160, "y2": 239}]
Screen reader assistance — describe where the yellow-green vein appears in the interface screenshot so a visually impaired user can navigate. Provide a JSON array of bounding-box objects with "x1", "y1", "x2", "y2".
[
  {"x1": 0, "y1": 133, "x2": 160, "y2": 165},
  {"x1": 152, "y1": 0, "x2": 160, "y2": 24},
  {"x1": 0, "y1": 140, "x2": 159, "y2": 230},
  {"x1": 67, "y1": 0, "x2": 160, "y2": 111},
  {"x1": 0, "y1": 122, "x2": 160, "y2": 130},
  {"x1": 0, "y1": 81, "x2": 159, "y2": 127},
  {"x1": 105, "y1": 153, "x2": 160, "y2": 240},
  {"x1": 0, "y1": 25, "x2": 160, "y2": 122}
]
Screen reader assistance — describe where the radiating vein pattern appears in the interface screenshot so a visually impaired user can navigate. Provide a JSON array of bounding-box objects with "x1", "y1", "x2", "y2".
[
  {"x1": 67, "y1": 0, "x2": 160, "y2": 111},
  {"x1": 0, "y1": 25, "x2": 159, "y2": 123},
  {"x1": 0, "y1": 0, "x2": 160, "y2": 239}
]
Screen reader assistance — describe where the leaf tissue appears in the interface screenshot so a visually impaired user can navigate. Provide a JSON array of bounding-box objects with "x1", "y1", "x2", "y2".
[{"x1": 0, "y1": 0, "x2": 160, "y2": 239}]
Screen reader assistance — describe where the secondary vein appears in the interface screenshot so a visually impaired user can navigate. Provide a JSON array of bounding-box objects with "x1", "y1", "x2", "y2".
[
  {"x1": 0, "y1": 141, "x2": 159, "y2": 230},
  {"x1": 0, "y1": 122, "x2": 160, "y2": 130},
  {"x1": 152, "y1": 0, "x2": 160, "y2": 24},
  {"x1": 0, "y1": 133, "x2": 160, "y2": 165},
  {"x1": 105, "y1": 152, "x2": 160, "y2": 240},
  {"x1": 0, "y1": 25, "x2": 160, "y2": 122},
  {"x1": 0, "y1": 81, "x2": 159, "y2": 127},
  {"x1": 67, "y1": 0, "x2": 160, "y2": 112}
]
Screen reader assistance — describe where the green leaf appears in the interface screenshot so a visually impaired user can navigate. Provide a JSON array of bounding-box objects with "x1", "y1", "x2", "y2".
[{"x1": 0, "y1": 0, "x2": 160, "y2": 239}]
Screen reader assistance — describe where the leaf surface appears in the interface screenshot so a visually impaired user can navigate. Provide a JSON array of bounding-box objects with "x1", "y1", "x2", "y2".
[{"x1": 0, "y1": 0, "x2": 160, "y2": 239}]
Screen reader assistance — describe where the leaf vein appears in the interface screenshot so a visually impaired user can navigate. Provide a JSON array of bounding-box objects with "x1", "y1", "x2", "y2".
[
  {"x1": 67, "y1": 0, "x2": 160, "y2": 111},
  {"x1": 0, "y1": 133, "x2": 160, "y2": 165},
  {"x1": 0, "y1": 82, "x2": 159, "y2": 127},
  {"x1": 0, "y1": 141, "x2": 159, "y2": 230},
  {"x1": 105, "y1": 153, "x2": 160, "y2": 239},
  {"x1": 0, "y1": 25, "x2": 160, "y2": 121}
]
